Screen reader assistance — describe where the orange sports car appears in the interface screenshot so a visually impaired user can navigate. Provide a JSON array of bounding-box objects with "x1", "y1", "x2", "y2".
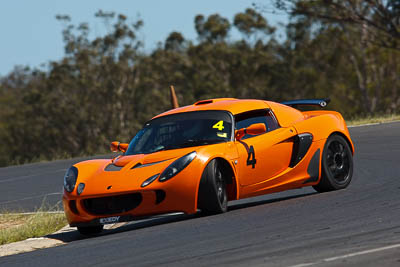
[{"x1": 63, "y1": 98, "x2": 354, "y2": 234}]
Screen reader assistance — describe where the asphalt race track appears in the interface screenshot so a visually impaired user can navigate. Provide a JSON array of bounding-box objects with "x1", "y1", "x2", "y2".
[
  {"x1": 1, "y1": 122, "x2": 400, "y2": 266},
  {"x1": 0, "y1": 155, "x2": 114, "y2": 211}
]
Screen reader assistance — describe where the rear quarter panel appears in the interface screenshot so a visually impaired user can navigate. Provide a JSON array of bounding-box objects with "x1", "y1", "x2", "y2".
[
  {"x1": 296, "y1": 110, "x2": 354, "y2": 153},
  {"x1": 267, "y1": 101, "x2": 305, "y2": 127}
]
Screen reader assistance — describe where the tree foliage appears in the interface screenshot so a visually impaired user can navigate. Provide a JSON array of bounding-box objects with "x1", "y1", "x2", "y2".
[
  {"x1": 0, "y1": 7, "x2": 399, "y2": 166},
  {"x1": 272, "y1": 0, "x2": 400, "y2": 49},
  {"x1": 234, "y1": 8, "x2": 275, "y2": 38},
  {"x1": 195, "y1": 14, "x2": 231, "y2": 42}
]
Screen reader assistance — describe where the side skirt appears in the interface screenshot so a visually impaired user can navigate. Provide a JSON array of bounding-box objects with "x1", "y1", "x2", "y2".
[{"x1": 303, "y1": 148, "x2": 320, "y2": 184}]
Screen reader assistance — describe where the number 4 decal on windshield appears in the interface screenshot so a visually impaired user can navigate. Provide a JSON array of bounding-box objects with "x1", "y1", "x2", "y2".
[
  {"x1": 213, "y1": 120, "x2": 224, "y2": 131},
  {"x1": 247, "y1": 145, "x2": 257, "y2": 168}
]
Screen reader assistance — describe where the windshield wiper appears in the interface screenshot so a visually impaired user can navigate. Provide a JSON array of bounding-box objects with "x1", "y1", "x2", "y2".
[
  {"x1": 172, "y1": 139, "x2": 225, "y2": 149},
  {"x1": 150, "y1": 145, "x2": 166, "y2": 153}
]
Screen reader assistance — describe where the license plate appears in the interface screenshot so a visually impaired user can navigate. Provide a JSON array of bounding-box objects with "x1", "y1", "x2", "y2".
[{"x1": 99, "y1": 216, "x2": 120, "y2": 224}]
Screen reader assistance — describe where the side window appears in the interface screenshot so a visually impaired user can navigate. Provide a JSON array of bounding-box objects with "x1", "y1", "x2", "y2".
[{"x1": 235, "y1": 109, "x2": 279, "y2": 139}]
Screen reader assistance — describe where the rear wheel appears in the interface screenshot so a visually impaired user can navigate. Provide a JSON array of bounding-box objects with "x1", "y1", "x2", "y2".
[
  {"x1": 313, "y1": 134, "x2": 353, "y2": 192},
  {"x1": 77, "y1": 225, "x2": 104, "y2": 235},
  {"x1": 198, "y1": 159, "x2": 228, "y2": 214}
]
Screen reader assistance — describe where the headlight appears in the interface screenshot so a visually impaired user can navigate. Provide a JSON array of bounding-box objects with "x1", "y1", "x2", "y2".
[
  {"x1": 77, "y1": 183, "x2": 85, "y2": 195},
  {"x1": 159, "y1": 151, "x2": 196, "y2": 182},
  {"x1": 64, "y1": 166, "x2": 78, "y2": 193},
  {"x1": 141, "y1": 173, "x2": 160, "y2": 188}
]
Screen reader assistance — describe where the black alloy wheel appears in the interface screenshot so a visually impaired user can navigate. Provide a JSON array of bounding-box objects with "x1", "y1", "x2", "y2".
[
  {"x1": 197, "y1": 159, "x2": 228, "y2": 214},
  {"x1": 313, "y1": 134, "x2": 353, "y2": 192},
  {"x1": 215, "y1": 166, "x2": 226, "y2": 206}
]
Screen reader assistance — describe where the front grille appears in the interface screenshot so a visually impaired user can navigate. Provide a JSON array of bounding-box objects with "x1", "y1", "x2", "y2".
[
  {"x1": 69, "y1": 200, "x2": 79, "y2": 215},
  {"x1": 82, "y1": 193, "x2": 142, "y2": 215}
]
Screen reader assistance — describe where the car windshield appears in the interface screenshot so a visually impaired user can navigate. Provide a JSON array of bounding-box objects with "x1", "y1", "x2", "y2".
[{"x1": 125, "y1": 110, "x2": 233, "y2": 155}]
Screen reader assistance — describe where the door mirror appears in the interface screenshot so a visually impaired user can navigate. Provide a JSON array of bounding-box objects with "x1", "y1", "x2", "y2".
[
  {"x1": 110, "y1": 141, "x2": 129, "y2": 153},
  {"x1": 235, "y1": 123, "x2": 266, "y2": 141}
]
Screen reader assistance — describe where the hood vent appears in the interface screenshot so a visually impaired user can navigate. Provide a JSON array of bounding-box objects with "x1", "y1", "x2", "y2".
[
  {"x1": 131, "y1": 159, "x2": 169, "y2": 169},
  {"x1": 105, "y1": 164, "x2": 123, "y2": 172},
  {"x1": 131, "y1": 163, "x2": 142, "y2": 169}
]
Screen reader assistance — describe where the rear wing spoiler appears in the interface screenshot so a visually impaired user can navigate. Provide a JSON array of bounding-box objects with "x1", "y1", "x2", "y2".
[{"x1": 281, "y1": 98, "x2": 330, "y2": 108}]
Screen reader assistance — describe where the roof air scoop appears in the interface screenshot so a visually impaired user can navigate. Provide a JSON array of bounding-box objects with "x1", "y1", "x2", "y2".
[{"x1": 194, "y1": 99, "x2": 214, "y2": 105}]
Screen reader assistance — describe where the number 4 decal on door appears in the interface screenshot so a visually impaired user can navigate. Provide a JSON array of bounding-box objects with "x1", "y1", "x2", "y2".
[{"x1": 247, "y1": 145, "x2": 257, "y2": 168}]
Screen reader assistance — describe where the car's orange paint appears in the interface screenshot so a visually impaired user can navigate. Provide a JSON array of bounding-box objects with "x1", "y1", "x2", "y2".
[
  {"x1": 301, "y1": 110, "x2": 354, "y2": 153},
  {"x1": 63, "y1": 98, "x2": 354, "y2": 227},
  {"x1": 240, "y1": 139, "x2": 325, "y2": 198},
  {"x1": 266, "y1": 101, "x2": 305, "y2": 127},
  {"x1": 235, "y1": 127, "x2": 297, "y2": 186}
]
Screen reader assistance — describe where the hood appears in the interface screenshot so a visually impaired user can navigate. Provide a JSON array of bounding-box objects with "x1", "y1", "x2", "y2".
[
  {"x1": 74, "y1": 147, "x2": 197, "y2": 196},
  {"x1": 112, "y1": 146, "x2": 197, "y2": 167}
]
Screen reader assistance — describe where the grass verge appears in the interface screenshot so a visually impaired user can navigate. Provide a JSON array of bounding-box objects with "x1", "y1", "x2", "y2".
[
  {"x1": 347, "y1": 114, "x2": 400, "y2": 126},
  {"x1": 0, "y1": 205, "x2": 67, "y2": 245}
]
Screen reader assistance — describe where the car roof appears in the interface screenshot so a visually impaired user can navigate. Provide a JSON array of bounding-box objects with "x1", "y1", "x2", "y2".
[{"x1": 152, "y1": 98, "x2": 272, "y2": 119}]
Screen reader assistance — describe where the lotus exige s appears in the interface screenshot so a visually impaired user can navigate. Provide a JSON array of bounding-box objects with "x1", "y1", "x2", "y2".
[{"x1": 63, "y1": 98, "x2": 354, "y2": 234}]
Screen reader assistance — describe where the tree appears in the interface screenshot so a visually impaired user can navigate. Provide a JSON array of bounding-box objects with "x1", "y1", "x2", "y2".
[
  {"x1": 165, "y1": 31, "x2": 186, "y2": 51},
  {"x1": 272, "y1": 0, "x2": 400, "y2": 49},
  {"x1": 195, "y1": 14, "x2": 231, "y2": 43},
  {"x1": 234, "y1": 8, "x2": 275, "y2": 40}
]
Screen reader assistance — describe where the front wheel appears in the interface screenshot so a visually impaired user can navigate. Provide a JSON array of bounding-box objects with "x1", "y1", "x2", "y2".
[
  {"x1": 197, "y1": 159, "x2": 228, "y2": 214},
  {"x1": 313, "y1": 134, "x2": 353, "y2": 192}
]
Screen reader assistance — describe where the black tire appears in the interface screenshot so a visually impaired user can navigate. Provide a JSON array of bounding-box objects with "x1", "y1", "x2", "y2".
[
  {"x1": 77, "y1": 225, "x2": 104, "y2": 235},
  {"x1": 313, "y1": 134, "x2": 353, "y2": 192},
  {"x1": 197, "y1": 159, "x2": 228, "y2": 214}
]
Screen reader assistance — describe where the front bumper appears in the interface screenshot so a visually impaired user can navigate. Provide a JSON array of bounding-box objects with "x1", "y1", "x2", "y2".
[{"x1": 63, "y1": 167, "x2": 202, "y2": 227}]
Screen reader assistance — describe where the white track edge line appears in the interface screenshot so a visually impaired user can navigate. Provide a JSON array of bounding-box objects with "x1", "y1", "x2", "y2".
[
  {"x1": 288, "y1": 243, "x2": 400, "y2": 267},
  {"x1": 323, "y1": 243, "x2": 400, "y2": 261},
  {"x1": 348, "y1": 119, "x2": 400, "y2": 128}
]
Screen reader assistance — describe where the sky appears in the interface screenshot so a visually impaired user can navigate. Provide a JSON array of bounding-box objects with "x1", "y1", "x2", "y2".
[{"x1": 0, "y1": 0, "x2": 287, "y2": 76}]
